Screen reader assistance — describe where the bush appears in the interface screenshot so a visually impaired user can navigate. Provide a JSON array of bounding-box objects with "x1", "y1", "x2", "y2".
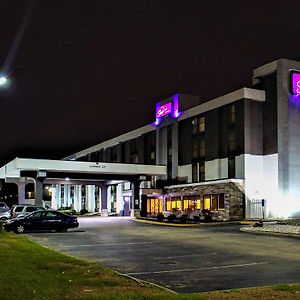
[
  {"x1": 157, "y1": 213, "x2": 164, "y2": 222},
  {"x1": 193, "y1": 215, "x2": 200, "y2": 222},
  {"x1": 167, "y1": 214, "x2": 177, "y2": 223},
  {"x1": 202, "y1": 209, "x2": 212, "y2": 222},
  {"x1": 179, "y1": 214, "x2": 188, "y2": 224},
  {"x1": 80, "y1": 208, "x2": 88, "y2": 215}
]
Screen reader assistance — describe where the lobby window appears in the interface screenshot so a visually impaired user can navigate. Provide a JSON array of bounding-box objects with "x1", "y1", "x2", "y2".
[
  {"x1": 228, "y1": 157, "x2": 235, "y2": 178},
  {"x1": 199, "y1": 116, "x2": 205, "y2": 133},
  {"x1": 199, "y1": 140, "x2": 205, "y2": 158},
  {"x1": 199, "y1": 161, "x2": 205, "y2": 182},
  {"x1": 203, "y1": 194, "x2": 225, "y2": 211},
  {"x1": 228, "y1": 132, "x2": 236, "y2": 153},
  {"x1": 228, "y1": 104, "x2": 236, "y2": 125}
]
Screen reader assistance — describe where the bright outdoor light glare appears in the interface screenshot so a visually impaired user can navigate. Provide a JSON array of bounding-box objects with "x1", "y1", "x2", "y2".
[{"x1": 0, "y1": 76, "x2": 7, "y2": 85}]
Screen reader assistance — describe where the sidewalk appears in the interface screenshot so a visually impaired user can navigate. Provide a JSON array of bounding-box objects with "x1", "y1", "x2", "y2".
[{"x1": 240, "y1": 224, "x2": 300, "y2": 239}]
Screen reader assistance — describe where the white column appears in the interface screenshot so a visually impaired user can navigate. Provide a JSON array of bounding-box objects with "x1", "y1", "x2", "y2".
[
  {"x1": 51, "y1": 185, "x2": 57, "y2": 209},
  {"x1": 116, "y1": 184, "x2": 123, "y2": 215},
  {"x1": 86, "y1": 185, "x2": 95, "y2": 212},
  {"x1": 107, "y1": 186, "x2": 112, "y2": 212},
  {"x1": 74, "y1": 185, "x2": 81, "y2": 212},
  {"x1": 56, "y1": 184, "x2": 61, "y2": 208},
  {"x1": 64, "y1": 185, "x2": 70, "y2": 206},
  {"x1": 18, "y1": 181, "x2": 26, "y2": 204}
]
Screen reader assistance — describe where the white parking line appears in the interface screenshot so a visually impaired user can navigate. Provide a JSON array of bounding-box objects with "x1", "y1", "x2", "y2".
[
  {"x1": 153, "y1": 253, "x2": 217, "y2": 260},
  {"x1": 125, "y1": 261, "x2": 268, "y2": 275},
  {"x1": 60, "y1": 241, "x2": 153, "y2": 248}
]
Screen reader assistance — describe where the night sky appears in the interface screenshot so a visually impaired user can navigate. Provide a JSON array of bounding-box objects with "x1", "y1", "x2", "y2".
[{"x1": 0, "y1": 0, "x2": 300, "y2": 165}]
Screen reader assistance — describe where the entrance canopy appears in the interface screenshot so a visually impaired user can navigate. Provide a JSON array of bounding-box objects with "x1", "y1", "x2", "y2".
[{"x1": 0, "y1": 158, "x2": 166, "y2": 184}]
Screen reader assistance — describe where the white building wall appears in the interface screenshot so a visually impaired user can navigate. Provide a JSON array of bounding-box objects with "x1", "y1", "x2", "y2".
[
  {"x1": 86, "y1": 185, "x2": 95, "y2": 212},
  {"x1": 107, "y1": 186, "x2": 112, "y2": 212},
  {"x1": 178, "y1": 164, "x2": 192, "y2": 183}
]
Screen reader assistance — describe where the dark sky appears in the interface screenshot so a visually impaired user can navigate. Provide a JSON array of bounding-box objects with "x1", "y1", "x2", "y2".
[{"x1": 0, "y1": 0, "x2": 299, "y2": 165}]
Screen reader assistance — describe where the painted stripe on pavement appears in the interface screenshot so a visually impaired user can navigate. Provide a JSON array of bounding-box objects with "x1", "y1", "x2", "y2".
[
  {"x1": 60, "y1": 241, "x2": 153, "y2": 247},
  {"x1": 125, "y1": 261, "x2": 268, "y2": 275},
  {"x1": 153, "y1": 253, "x2": 217, "y2": 260}
]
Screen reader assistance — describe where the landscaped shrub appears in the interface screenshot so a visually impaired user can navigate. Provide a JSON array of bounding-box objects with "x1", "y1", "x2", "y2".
[
  {"x1": 80, "y1": 208, "x2": 88, "y2": 215},
  {"x1": 193, "y1": 215, "x2": 200, "y2": 222},
  {"x1": 179, "y1": 214, "x2": 188, "y2": 224},
  {"x1": 202, "y1": 209, "x2": 212, "y2": 222},
  {"x1": 157, "y1": 213, "x2": 164, "y2": 222},
  {"x1": 167, "y1": 214, "x2": 177, "y2": 223}
]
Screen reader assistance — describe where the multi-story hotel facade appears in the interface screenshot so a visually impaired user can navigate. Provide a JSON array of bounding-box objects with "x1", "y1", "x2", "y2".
[{"x1": 2, "y1": 58, "x2": 300, "y2": 220}]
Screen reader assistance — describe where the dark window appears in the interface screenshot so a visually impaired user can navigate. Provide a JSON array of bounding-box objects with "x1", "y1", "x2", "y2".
[
  {"x1": 199, "y1": 161, "x2": 205, "y2": 182},
  {"x1": 192, "y1": 118, "x2": 198, "y2": 135},
  {"x1": 25, "y1": 207, "x2": 35, "y2": 212},
  {"x1": 219, "y1": 194, "x2": 225, "y2": 209},
  {"x1": 15, "y1": 206, "x2": 24, "y2": 212},
  {"x1": 228, "y1": 157, "x2": 235, "y2": 178},
  {"x1": 192, "y1": 163, "x2": 198, "y2": 182},
  {"x1": 228, "y1": 132, "x2": 236, "y2": 153},
  {"x1": 192, "y1": 141, "x2": 198, "y2": 159},
  {"x1": 228, "y1": 104, "x2": 236, "y2": 125},
  {"x1": 199, "y1": 140, "x2": 205, "y2": 158}
]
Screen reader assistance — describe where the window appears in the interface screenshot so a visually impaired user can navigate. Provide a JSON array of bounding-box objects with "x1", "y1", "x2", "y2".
[
  {"x1": 203, "y1": 194, "x2": 225, "y2": 211},
  {"x1": 192, "y1": 163, "x2": 198, "y2": 182},
  {"x1": 199, "y1": 140, "x2": 205, "y2": 158},
  {"x1": 228, "y1": 157, "x2": 235, "y2": 178},
  {"x1": 146, "y1": 198, "x2": 163, "y2": 215},
  {"x1": 199, "y1": 161, "x2": 205, "y2": 182},
  {"x1": 192, "y1": 118, "x2": 198, "y2": 135},
  {"x1": 228, "y1": 132, "x2": 236, "y2": 153},
  {"x1": 228, "y1": 104, "x2": 236, "y2": 125},
  {"x1": 199, "y1": 116, "x2": 205, "y2": 133},
  {"x1": 192, "y1": 141, "x2": 198, "y2": 159}
]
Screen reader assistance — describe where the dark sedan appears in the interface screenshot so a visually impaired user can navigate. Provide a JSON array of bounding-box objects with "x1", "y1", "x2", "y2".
[{"x1": 4, "y1": 210, "x2": 79, "y2": 233}]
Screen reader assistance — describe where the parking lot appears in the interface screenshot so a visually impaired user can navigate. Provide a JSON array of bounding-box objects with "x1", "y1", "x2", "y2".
[{"x1": 28, "y1": 217, "x2": 300, "y2": 293}]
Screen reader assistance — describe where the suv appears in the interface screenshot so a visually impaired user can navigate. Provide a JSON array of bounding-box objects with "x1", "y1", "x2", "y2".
[
  {"x1": 10, "y1": 205, "x2": 46, "y2": 218},
  {"x1": 0, "y1": 202, "x2": 10, "y2": 221}
]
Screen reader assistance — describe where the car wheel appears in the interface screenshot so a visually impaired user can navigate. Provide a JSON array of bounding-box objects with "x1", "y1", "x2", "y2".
[
  {"x1": 0, "y1": 217, "x2": 8, "y2": 221},
  {"x1": 15, "y1": 224, "x2": 25, "y2": 234}
]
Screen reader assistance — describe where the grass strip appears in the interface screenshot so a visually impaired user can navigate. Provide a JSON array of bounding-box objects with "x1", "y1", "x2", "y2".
[{"x1": 0, "y1": 231, "x2": 300, "y2": 299}]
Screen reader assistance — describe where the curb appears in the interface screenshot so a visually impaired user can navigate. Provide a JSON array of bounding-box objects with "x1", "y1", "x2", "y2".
[
  {"x1": 240, "y1": 228, "x2": 300, "y2": 239},
  {"x1": 131, "y1": 218, "x2": 255, "y2": 227}
]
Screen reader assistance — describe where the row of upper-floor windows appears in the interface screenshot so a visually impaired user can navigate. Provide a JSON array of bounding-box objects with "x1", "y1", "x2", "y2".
[{"x1": 77, "y1": 103, "x2": 238, "y2": 164}]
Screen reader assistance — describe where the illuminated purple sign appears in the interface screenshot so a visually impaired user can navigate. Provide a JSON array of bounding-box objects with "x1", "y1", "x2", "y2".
[
  {"x1": 156, "y1": 102, "x2": 172, "y2": 118},
  {"x1": 291, "y1": 71, "x2": 300, "y2": 96}
]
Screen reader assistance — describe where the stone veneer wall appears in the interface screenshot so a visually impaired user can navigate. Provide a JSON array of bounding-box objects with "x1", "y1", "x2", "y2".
[{"x1": 166, "y1": 182, "x2": 245, "y2": 221}]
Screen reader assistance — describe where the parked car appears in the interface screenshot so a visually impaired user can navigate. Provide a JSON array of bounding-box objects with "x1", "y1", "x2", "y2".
[
  {"x1": 0, "y1": 202, "x2": 9, "y2": 211},
  {"x1": 4, "y1": 210, "x2": 79, "y2": 233},
  {"x1": 0, "y1": 202, "x2": 10, "y2": 220},
  {"x1": 57, "y1": 206, "x2": 77, "y2": 215},
  {"x1": 0, "y1": 210, "x2": 10, "y2": 221},
  {"x1": 10, "y1": 204, "x2": 46, "y2": 219}
]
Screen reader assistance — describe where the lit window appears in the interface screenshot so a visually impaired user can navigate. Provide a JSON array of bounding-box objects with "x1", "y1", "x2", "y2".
[{"x1": 199, "y1": 116, "x2": 205, "y2": 133}]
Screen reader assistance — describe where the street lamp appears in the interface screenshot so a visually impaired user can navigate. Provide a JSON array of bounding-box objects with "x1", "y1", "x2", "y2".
[{"x1": 0, "y1": 76, "x2": 7, "y2": 86}]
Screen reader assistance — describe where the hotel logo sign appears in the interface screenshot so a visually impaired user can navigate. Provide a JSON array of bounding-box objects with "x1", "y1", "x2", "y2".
[{"x1": 290, "y1": 70, "x2": 300, "y2": 96}]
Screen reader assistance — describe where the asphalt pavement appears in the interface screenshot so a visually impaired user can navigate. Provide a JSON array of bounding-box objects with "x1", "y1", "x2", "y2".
[{"x1": 27, "y1": 217, "x2": 300, "y2": 293}]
